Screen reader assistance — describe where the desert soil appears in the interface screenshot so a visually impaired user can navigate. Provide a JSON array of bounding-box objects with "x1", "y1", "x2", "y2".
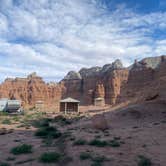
[{"x1": 0, "y1": 101, "x2": 166, "y2": 166}]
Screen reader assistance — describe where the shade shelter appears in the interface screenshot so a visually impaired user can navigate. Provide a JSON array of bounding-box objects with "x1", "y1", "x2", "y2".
[
  {"x1": 94, "y1": 97, "x2": 105, "y2": 107},
  {"x1": 35, "y1": 100, "x2": 44, "y2": 110},
  {"x1": 60, "y1": 97, "x2": 80, "y2": 114}
]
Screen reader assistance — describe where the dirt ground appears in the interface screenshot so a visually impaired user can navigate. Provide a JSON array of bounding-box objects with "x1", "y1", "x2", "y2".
[{"x1": 0, "y1": 101, "x2": 166, "y2": 166}]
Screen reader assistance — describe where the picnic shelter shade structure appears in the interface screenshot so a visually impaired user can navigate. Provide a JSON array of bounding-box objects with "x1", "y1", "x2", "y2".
[
  {"x1": 60, "y1": 97, "x2": 80, "y2": 114},
  {"x1": 94, "y1": 97, "x2": 105, "y2": 106}
]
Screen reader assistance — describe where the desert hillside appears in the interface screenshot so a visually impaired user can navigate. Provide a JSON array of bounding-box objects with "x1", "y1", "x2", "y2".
[
  {"x1": 0, "y1": 55, "x2": 166, "y2": 166},
  {"x1": 0, "y1": 100, "x2": 166, "y2": 166}
]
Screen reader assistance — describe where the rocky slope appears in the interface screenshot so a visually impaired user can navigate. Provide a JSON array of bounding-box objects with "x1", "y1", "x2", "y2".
[{"x1": 0, "y1": 55, "x2": 165, "y2": 110}]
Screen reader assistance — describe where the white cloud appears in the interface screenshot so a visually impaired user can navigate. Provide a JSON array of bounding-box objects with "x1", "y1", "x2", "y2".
[{"x1": 0, "y1": 0, "x2": 165, "y2": 81}]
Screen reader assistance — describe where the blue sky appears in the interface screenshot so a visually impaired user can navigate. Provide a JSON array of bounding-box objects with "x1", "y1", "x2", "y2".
[{"x1": 0, "y1": 0, "x2": 166, "y2": 82}]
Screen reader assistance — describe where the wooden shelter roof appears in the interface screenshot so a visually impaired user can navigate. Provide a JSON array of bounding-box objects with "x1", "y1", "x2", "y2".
[{"x1": 60, "y1": 97, "x2": 80, "y2": 103}]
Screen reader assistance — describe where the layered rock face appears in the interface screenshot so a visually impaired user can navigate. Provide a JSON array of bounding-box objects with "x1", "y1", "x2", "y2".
[
  {"x1": 0, "y1": 56, "x2": 165, "y2": 109},
  {"x1": 61, "y1": 59, "x2": 129, "y2": 105},
  {"x1": 0, "y1": 73, "x2": 62, "y2": 110},
  {"x1": 62, "y1": 56, "x2": 166, "y2": 106},
  {"x1": 117, "y1": 55, "x2": 166, "y2": 104}
]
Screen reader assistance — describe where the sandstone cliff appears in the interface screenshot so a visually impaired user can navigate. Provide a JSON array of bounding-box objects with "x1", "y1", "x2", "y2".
[
  {"x1": 0, "y1": 72, "x2": 62, "y2": 110},
  {"x1": 0, "y1": 55, "x2": 165, "y2": 109}
]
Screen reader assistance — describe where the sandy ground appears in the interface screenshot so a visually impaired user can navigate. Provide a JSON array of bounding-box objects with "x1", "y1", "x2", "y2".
[{"x1": 0, "y1": 101, "x2": 166, "y2": 166}]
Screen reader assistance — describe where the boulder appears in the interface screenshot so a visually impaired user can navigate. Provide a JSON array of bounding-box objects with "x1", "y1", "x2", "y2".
[{"x1": 91, "y1": 114, "x2": 109, "y2": 130}]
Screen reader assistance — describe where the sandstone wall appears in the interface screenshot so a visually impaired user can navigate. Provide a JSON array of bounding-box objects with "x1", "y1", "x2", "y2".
[{"x1": 0, "y1": 56, "x2": 165, "y2": 110}]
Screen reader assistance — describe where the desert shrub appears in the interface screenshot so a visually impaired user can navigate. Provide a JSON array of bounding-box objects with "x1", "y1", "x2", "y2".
[
  {"x1": 15, "y1": 158, "x2": 35, "y2": 165},
  {"x1": 0, "y1": 112, "x2": 9, "y2": 116},
  {"x1": 60, "y1": 156, "x2": 73, "y2": 165},
  {"x1": 54, "y1": 115, "x2": 72, "y2": 125},
  {"x1": 89, "y1": 139, "x2": 109, "y2": 147},
  {"x1": 35, "y1": 126, "x2": 61, "y2": 139},
  {"x1": 2, "y1": 119, "x2": 11, "y2": 125},
  {"x1": 70, "y1": 136, "x2": 76, "y2": 141},
  {"x1": 95, "y1": 135, "x2": 101, "y2": 139},
  {"x1": 109, "y1": 139, "x2": 121, "y2": 147},
  {"x1": 92, "y1": 155, "x2": 109, "y2": 163},
  {"x1": 73, "y1": 139, "x2": 87, "y2": 145},
  {"x1": 79, "y1": 152, "x2": 92, "y2": 160},
  {"x1": 0, "y1": 162, "x2": 10, "y2": 166},
  {"x1": 138, "y1": 155, "x2": 151, "y2": 166},
  {"x1": 6, "y1": 157, "x2": 16, "y2": 161},
  {"x1": 39, "y1": 152, "x2": 62, "y2": 163},
  {"x1": 32, "y1": 118, "x2": 51, "y2": 128},
  {"x1": 12, "y1": 116, "x2": 20, "y2": 122},
  {"x1": 10, "y1": 144, "x2": 33, "y2": 155},
  {"x1": 91, "y1": 155, "x2": 109, "y2": 166},
  {"x1": 91, "y1": 162, "x2": 102, "y2": 166}
]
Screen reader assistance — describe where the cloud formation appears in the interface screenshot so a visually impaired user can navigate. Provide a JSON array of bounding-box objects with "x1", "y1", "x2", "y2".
[{"x1": 0, "y1": 0, "x2": 165, "y2": 81}]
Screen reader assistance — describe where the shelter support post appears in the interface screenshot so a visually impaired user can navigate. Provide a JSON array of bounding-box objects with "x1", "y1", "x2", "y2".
[
  {"x1": 78, "y1": 103, "x2": 79, "y2": 113},
  {"x1": 65, "y1": 102, "x2": 67, "y2": 115}
]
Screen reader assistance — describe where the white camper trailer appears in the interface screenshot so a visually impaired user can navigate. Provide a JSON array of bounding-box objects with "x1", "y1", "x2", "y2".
[
  {"x1": 7, "y1": 100, "x2": 21, "y2": 113},
  {"x1": 0, "y1": 99, "x2": 22, "y2": 113},
  {"x1": 0, "y1": 99, "x2": 8, "y2": 112}
]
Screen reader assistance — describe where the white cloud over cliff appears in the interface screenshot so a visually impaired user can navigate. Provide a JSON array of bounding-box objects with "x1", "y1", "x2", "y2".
[{"x1": 0, "y1": 0, "x2": 165, "y2": 81}]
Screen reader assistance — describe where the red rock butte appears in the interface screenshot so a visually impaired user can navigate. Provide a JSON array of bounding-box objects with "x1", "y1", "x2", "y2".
[{"x1": 0, "y1": 55, "x2": 166, "y2": 111}]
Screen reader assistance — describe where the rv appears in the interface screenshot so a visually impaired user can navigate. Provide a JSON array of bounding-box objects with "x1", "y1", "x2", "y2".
[{"x1": 0, "y1": 99, "x2": 22, "y2": 113}]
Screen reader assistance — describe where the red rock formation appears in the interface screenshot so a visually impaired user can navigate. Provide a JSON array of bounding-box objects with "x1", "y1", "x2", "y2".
[
  {"x1": 95, "y1": 83, "x2": 105, "y2": 98},
  {"x1": 0, "y1": 56, "x2": 165, "y2": 110},
  {"x1": 0, "y1": 73, "x2": 62, "y2": 110}
]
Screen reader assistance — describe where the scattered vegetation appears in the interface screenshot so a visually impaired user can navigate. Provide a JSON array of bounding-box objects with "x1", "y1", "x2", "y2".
[
  {"x1": 12, "y1": 116, "x2": 20, "y2": 122},
  {"x1": 2, "y1": 119, "x2": 11, "y2": 125},
  {"x1": 88, "y1": 137, "x2": 122, "y2": 147},
  {"x1": 6, "y1": 157, "x2": 16, "y2": 161},
  {"x1": 39, "y1": 152, "x2": 62, "y2": 163},
  {"x1": 10, "y1": 144, "x2": 33, "y2": 155},
  {"x1": 109, "y1": 139, "x2": 121, "y2": 147},
  {"x1": 79, "y1": 151, "x2": 109, "y2": 166},
  {"x1": 32, "y1": 118, "x2": 51, "y2": 128},
  {"x1": 0, "y1": 112, "x2": 9, "y2": 116},
  {"x1": 53, "y1": 115, "x2": 72, "y2": 126},
  {"x1": 79, "y1": 152, "x2": 92, "y2": 160},
  {"x1": 0, "y1": 162, "x2": 10, "y2": 166},
  {"x1": 138, "y1": 155, "x2": 152, "y2": 166},
  {"x1": 73, "y1": 139, "x2": 87, "y2": 145},
  {"x1": 35, "y1": 126, "x2": 62, "y2": 139},
  {"x1": 92, "y1": 155, "x2": 109, "y2": 166},
  {"x1": 89, "y1": 139, "x2": 109, "y2": 147},
  {"x1": 14, "y1": 158, "x2": 35, "y2": 165}
]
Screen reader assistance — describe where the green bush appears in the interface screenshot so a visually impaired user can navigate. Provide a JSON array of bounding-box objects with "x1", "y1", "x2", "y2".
[
  {"x1": 92, "y1": 155, "x2": 108, "y2": 163},
  {"x1": 54, "y1": 116, "x2": 72, "y2": 125},
  {"x1": 0, "y1": 112, "x2": 9, "y2": 116},
  {"x1": 2, "y1": 119, "x2": 11, "y2": 125},
  {"x1": 0, "y1": 162, "x2": 10, "y2": 166},
  {"x1": 32, "y1": 118, "x2": 51, "y2": 128},
  {"x1": 35, "y1": 126, "x2": 61, "y2": 139},
  {"x1": 91, "y1": 155, "x2": 109, "y2": 166},
  {"x1": 109, "y1": 139, "x2": 120, "y2": 147},
  {"x1": 89, "y1": 139, "x2": 109, "y2": 147},
  {"x1": 79, "y1": 152, "x2": 92, "y2": 160},
  {"x1": 73, "y1": 139, "x2": 87, "y2": 145},
  {"x1": 138, "y1": 155, "x2": 151, "y2": 166},
  {"x1": 39, "y1": 152, "x2": 62, "y2": 163},
  {"x1": 6, "y1": 157, "x2": 16, "y2": 161},
  {"x1": 15, "y1": 158, "x2": 35, "y2": 165},
  {"x1": 10, "y1": 144, "x2": 33, "y2": 155},
  {"x1": 91, "y1": 162, "x2": 102, "y2": 166}
]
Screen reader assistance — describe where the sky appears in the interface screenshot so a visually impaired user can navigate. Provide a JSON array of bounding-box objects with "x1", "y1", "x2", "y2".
[{"x1": 0, "y1": 0, "x2": 166, "y2": 82}]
